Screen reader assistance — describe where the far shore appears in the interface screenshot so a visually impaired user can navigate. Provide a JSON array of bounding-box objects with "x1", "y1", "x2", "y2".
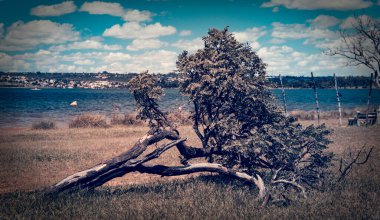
[{"x1": 0, "y1": 85, "x2": 376, "y2": 90}]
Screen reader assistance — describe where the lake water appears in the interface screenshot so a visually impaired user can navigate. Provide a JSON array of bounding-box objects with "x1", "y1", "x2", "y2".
[{"x1": 0, "y1": 88, "x2": 379, "y2": 128}]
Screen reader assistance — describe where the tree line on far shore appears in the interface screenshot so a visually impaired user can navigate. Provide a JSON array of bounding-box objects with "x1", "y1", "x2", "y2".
[{"x1": 0, "y1": 71, "x2": 373, "y2": 89}]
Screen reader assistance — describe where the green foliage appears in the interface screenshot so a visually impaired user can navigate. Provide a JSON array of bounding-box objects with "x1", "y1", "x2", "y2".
[
  {"x1": 127, "y1": 71, "x2": 169, "y2": 128},
  {"x1": 177, "y1": 27, "x2": 333, "y2": 192}
]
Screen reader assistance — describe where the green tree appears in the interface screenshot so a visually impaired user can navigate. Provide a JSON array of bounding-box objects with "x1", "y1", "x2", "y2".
[
  {"x1": 177, "y1": 27, "x2": 333, "y2": 199},
  {"x1": 49, "y1": 28, "x2": 335, "y2": 205}
]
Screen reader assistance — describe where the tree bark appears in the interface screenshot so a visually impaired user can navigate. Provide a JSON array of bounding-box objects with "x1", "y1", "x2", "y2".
[{"x1": 46, "y1": 128, "x2": 266, "y2": 200}]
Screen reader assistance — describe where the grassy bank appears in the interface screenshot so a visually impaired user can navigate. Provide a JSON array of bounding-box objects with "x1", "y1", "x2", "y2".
[{"x1": 0, "y1": 123, "x2": 379, "y2": 219}]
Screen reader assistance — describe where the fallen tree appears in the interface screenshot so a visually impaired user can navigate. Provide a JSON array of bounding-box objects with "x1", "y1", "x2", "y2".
[{"x1": 48, "y1": 28, "x2": 339, "y2": 205}]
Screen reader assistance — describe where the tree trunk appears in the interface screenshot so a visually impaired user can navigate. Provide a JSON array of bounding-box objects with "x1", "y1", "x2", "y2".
[{"x1": 46, "y1": 127, "x2": 266, "y2": 200}]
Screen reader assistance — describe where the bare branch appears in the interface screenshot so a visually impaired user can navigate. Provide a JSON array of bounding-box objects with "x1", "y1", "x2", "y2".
[
  {"x1": 272, "y1": 179, "x2": 307, "y2": 198},
  {"x1": 338, "y1": 145, "x2": 374, "y2": 182}
]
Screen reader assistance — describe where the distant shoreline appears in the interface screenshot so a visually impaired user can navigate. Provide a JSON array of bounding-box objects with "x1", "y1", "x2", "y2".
[{"x1": 0, "y1": 86, "x2": 376, "y2": 90}]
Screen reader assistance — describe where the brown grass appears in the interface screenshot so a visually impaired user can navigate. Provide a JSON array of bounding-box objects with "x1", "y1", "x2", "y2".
[
  {"x1": 69, "y1": 113, "x2": 109, "y2": 128},
  {"x1": 110, "y1": 113, "x2": 144, "y2": 126},
  {"x1": 0, "y1": 122, "x2": 379, "y2": 219},
  {"x1": 289, "y1": 107, "x2": 368, "y2": 121}
]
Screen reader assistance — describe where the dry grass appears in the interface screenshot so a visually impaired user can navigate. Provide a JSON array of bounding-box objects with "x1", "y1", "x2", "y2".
[
  {"x1": 69, "y1": 113, "x2": 109, "y2": 128},
  {"x1": 0, "y1": 122, "x2": 379, "y2": 219},
  {"x1": 111, "y1": 113, "x2": 144, "y2": 126},
  {"x1": 289, "y1": 107, "x2": 367, "y2": 121},
  {"x1": 32, "y1": 120, "x2": 56, "y2": 130}
]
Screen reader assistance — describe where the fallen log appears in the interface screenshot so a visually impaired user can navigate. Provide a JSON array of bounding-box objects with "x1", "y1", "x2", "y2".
[
  {"x1": 46, "y1": 129, "x2": 175, "y2": 193},
  {"x1": 46, "y1": 128, "x2": 266, "y2": 200}
]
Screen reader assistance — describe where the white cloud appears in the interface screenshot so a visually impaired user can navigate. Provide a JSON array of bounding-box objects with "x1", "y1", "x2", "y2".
[
  {"x1": 103, "y1": 22, "x2": 176, "y2": 39},
  {"x1": 257, "y1": 45, "x2": 364, "y2": 75},
  {"x1": 49, "y1": 39, "x2": 122, "y2": 51},
  {"x1": 0, "y1": 20, "x2": 80, "y2": 51},
  {"x1": 80, "y1": 1, "x2": 153, "y2": 22},
  {"x1": 0, "y1": 52, "x2": 30, "y2": 72},
  {"x1": 261, "y1": 0, "x2": 373, "y2": 10},
  {"x1": 179, "y1": 30, "x2": 192, "y2": 36},
  {"x1": 74, "y1": 59, "x2": 95, "y2": 65},
  {"x1": 103, "y1": 44, "x2": 123, "y2": 51},
  {"x1": 172, "y1": 37, "x2": 203, "y2": 53},
  {"x1": 272, "y1": 22, "x2": 336, "y2": 39},
  {"x1": 307, "y1": 15, "x2": 340, "y2": 28},
  {"x1": 233, "y1": 27, "x2": 266, "y2": 49},
  {"x1": 269, "y1": 38, "x2": 285, "y2": 44},
  {"x1": 340, "y1": 15, "x2": 370, "y2": 29},
  {"x1": 103, "y1": 52, "x2": 132, "y2": 62},
  {"x1": 127, "y1": 39, "x2": 167, "y2": 51},
  {"x1": 123, "y1": 9, "x2": 153, "y2": 22},
  {"x1": 79, "y1": 1, "x2": 124, "y2": 17},
  {"x1": 111, "y1": 50, "x2": 177, "y2": 73},
  {"x1": 31, "y1": 1, "x2": 77, "y2": 17}
]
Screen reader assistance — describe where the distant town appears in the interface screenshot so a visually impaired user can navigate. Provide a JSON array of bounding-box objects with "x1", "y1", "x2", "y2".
[{"x1": 0, "y1": 71, "x2": 373, "y2": 89}]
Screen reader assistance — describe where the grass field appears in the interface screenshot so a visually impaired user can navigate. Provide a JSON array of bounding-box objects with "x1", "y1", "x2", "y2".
[{"x1": 0, "y1": 120, "x2": 379, "y2": 219}]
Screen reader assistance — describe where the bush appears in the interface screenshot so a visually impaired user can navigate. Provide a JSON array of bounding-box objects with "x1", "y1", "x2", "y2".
[
  {"x1": 111, "y1": 113, "x2": 143, "y2": 126},
  {"x1": 176, "y1": 27, "x2": 333, "y2": 198},
  {"x1": 69, "y1": 113, "x2": 108, "y2": 128},
  {"x1": 32, "y1": 120, "x2": 56, "y2": 130}
]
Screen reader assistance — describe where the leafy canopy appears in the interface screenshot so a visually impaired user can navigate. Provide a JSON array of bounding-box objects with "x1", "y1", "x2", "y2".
[{"x1": 177, "y1": 27, "x2": 333, "y2": 188}]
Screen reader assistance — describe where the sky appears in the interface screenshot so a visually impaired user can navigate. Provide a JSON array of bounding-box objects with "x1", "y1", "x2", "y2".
[{"x1": 0, "y1": 0, "x2": 379, "y2": 76}]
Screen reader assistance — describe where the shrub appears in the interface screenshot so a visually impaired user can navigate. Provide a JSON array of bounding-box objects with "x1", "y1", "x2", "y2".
[
  {"x1": 32, "y1": 120, "x2": 56, "y2": 130},
  {"x1": 69, "y1": 113, "x2": 108, "y2": 128},
  {"x1": 177, "y1": 27, "x2": 333, "y2": 199},
  {"x1": 111, "y1": 113, "x2": 143, "y2": 126}
]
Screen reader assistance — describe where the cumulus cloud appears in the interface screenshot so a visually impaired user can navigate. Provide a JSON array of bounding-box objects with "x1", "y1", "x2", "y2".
[
  {"x1": 339, "y1": 15, "x2": 371, "y2": 29},
  {"x1": 0, "y1": 20, "x2": 80, "y2": 51},
  {"x1": 261, "y1": 0, "x2": 373, "y2": 10},
  {"x1": 113, "y1": 50, "x2": 177, "y2": 73},
  {"x1": 80, "y1": 1, "x2": 153, "y2": 22},
  {"x1": 123, "y1": 9, "x2": 153, "y2": 22},
  {"x1": 257, "y1": 45, "x2": 353, "y2": 75},
  {"x1": 103, "y1": 22, "x2": 176, "y2": 39},
  {"x1": 49, "y1": 39, "x2": 122, "y2": 51},
  {"x1": 127, "y1": 39, "x2": 167, "y2": 51},
  {"x1": 172, "y1": 37, "x2": 203, "y2": 53},
  {"x1": 31, "y1": 1, "x2": 77, "y2": 17},
  {"x1": 79, "y1": 1, "x2": 124, "y2": 17},
  {"x1": 0, "y1": 52, "x2": 30, "y2": 72},
  {"x1": 102, "y1": 52, "x2": 131, "y2": 62},
  {"x1": 9, "y1": 48, "x2": 175, "y2": 73},
  {"x1": 269, "y1": 38, "x2": 285, "y2": 44},
  {"x1": 233, "y1": 27, "x2": 266, "y2": 49},
  {"x1": 179, "y1": 30, "x2": 192, "y2": 36},
  {"x1": 307, "y1": 15, "x2": 340, "y2": 28},
  {"x1": 271, "y1": 22, "x2": 336, "y2": 39},
  {"x1": 74, "y1": 59, "x2": 95, "y2": 65}
]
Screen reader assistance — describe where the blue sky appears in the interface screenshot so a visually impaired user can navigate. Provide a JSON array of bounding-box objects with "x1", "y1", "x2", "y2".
[{"x1": 0, "y1": 0, "x2": 379, "y2": 76}]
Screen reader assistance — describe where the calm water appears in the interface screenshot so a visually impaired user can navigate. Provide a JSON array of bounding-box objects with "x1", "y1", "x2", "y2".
[{"x1": 0, "y1": 88, "x2": 379, "y2": 127}]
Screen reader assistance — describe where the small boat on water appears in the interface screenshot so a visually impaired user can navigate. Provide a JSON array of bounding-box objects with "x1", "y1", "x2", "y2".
[
  {"x1": 31, "y1": 88, "x2": 41, "y2": 91},
  {"x1": 70, "y1": 101, "x2": 78, "y2": 106}
]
